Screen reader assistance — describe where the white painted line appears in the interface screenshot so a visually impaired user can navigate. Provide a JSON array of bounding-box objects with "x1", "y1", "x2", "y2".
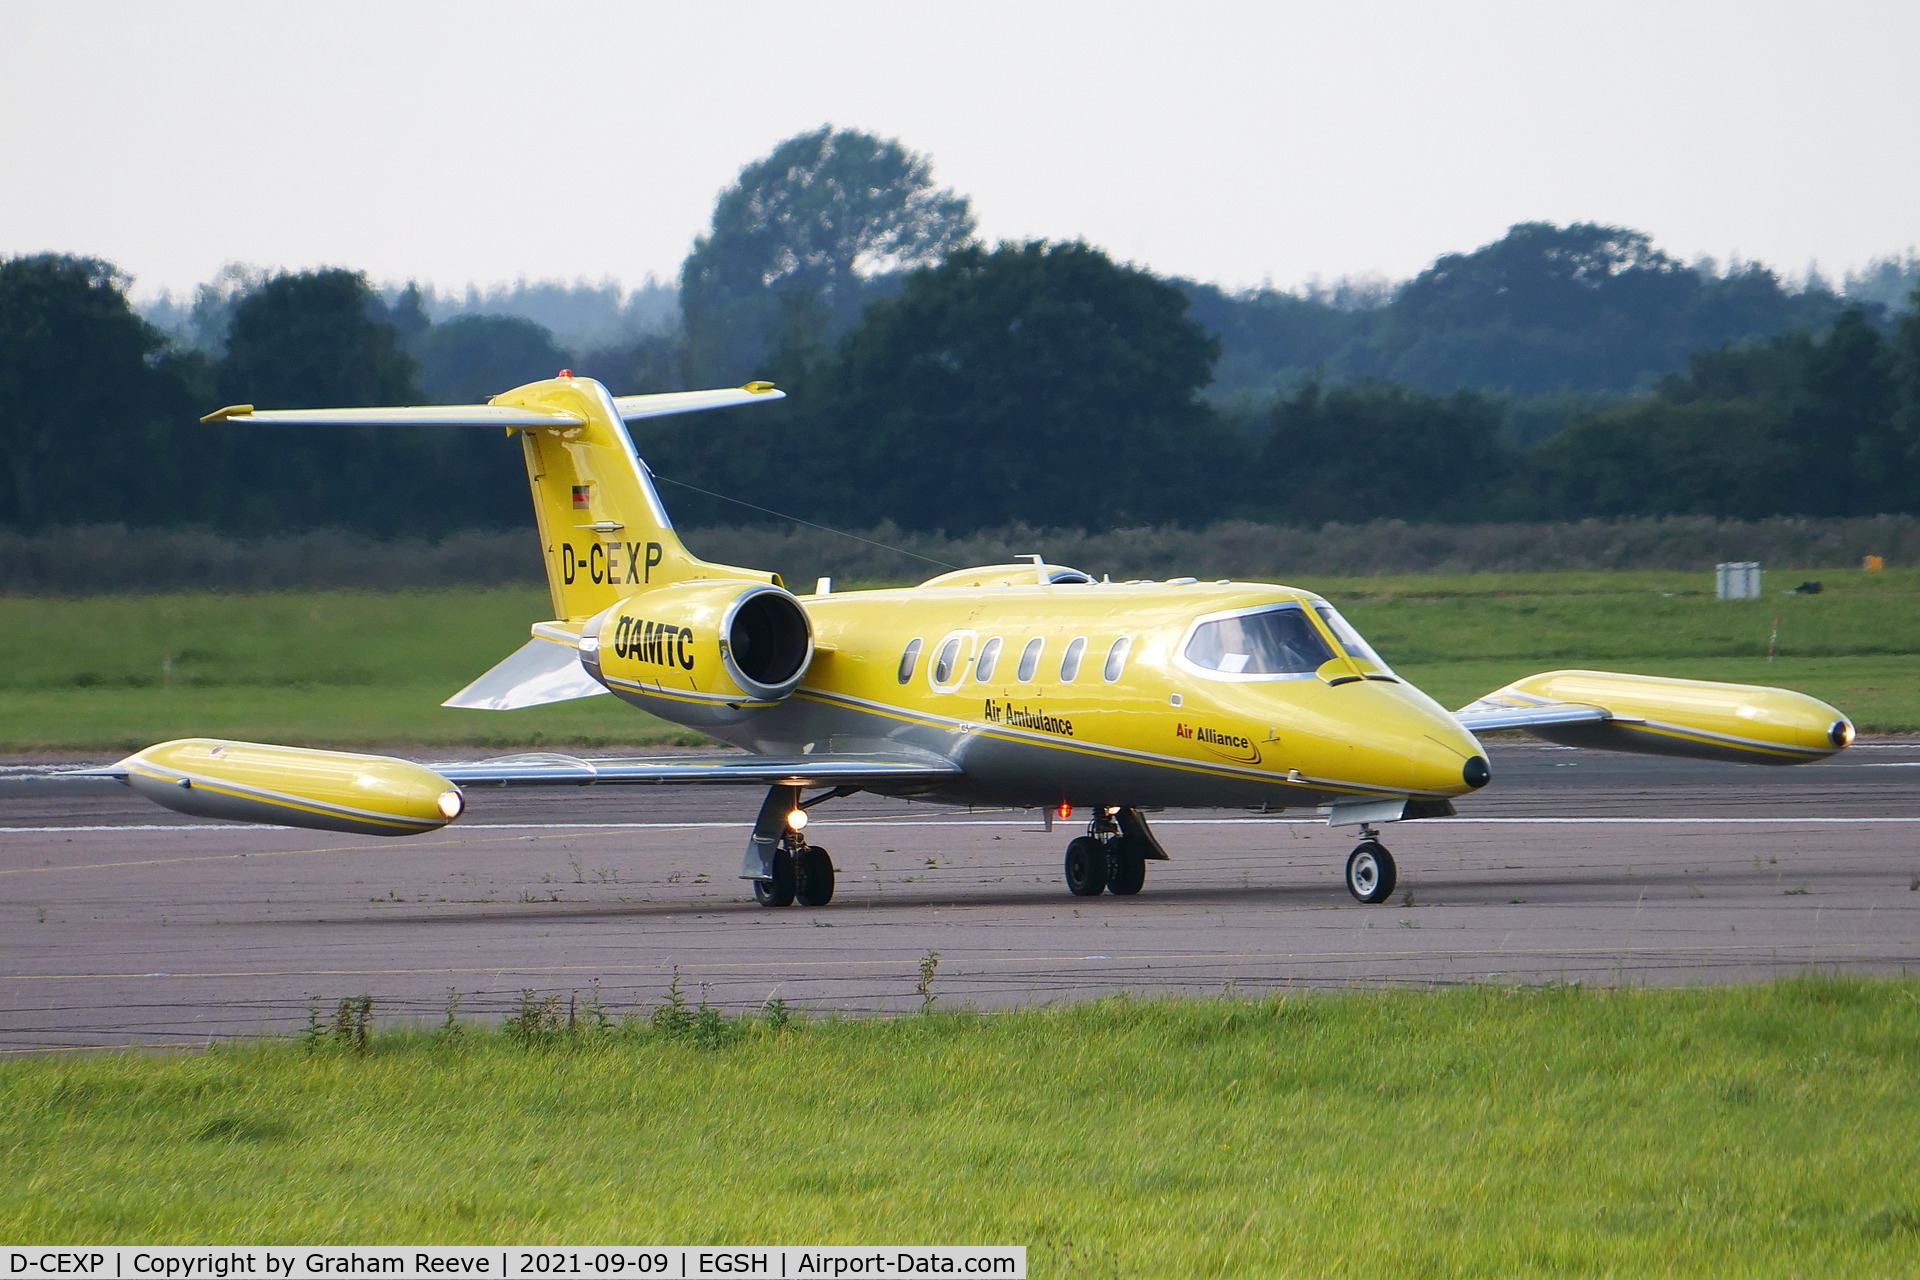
[{"x1": 5, "y1": 815, "x2": 1920, "y2": 836}]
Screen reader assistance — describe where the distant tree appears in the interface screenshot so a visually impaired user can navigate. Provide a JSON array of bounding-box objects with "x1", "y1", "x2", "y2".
[
  {"x1": 413, "y1": 314, "x2": 569, "y2": 403},
  {"x1": 0, "y1": 255, "x2": 209, "y2": 531},
  {"x1": 680, "y1": 126, "x2": 975, "y2": 384},
  {"x1": 1525, "y1": 307, "x2": 1908, "y2": 519},
  {"x1": 219, "y1": 269, "x2": 417, "y2": 410},
  {"x1": 214, "y1": 270, "x2": 424, "y2": 532},
  {"x1": 1260, "y1": 380, "x2": 1507, "y2": 523},
  {"x1": 1321, "y1": 223, "x2": 1848, "y2": 396},
  {"x1": 791, "y1": 241, "x2": 1228, "y2": 530},
  {"x1": 390, "y1": 282, "x2": 432, "y2": 352}
]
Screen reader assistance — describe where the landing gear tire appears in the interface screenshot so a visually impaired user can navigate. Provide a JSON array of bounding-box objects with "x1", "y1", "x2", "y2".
[
  {"x1": 1345, "y1": 840, "x2": 1396, "y2": 904},
  {"x1": 1065, "y1": 837, "x2": 1109, "y2": 896},
  {"x1": 1107, "y1": 848, "x2": 1147, "y2": 895},
  {"x1": 795, "y1": 846, "x2": 835, "y2": 907},
  {"x1": 754, "y1": 848, "x2": 797, "y2": 907}
]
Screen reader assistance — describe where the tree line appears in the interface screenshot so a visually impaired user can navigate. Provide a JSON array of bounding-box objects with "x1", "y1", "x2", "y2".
[{"x1": 3, "y1": 126, "x2": 1918, "y2": 538}]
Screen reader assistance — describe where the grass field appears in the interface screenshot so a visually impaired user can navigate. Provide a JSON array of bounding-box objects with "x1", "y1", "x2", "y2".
[
  {"x1": 2, "y1": 568, "x2": 1916, "y2": 750},
  {"x1": 5, "y1": 980, "x2": 1919, "y2": 1273}
]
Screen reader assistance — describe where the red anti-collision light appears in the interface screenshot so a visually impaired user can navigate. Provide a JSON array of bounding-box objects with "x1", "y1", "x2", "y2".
[
  {"x1": 1056, "y1": 802, "x2": 1072, "y2": 820},
  {"x1": 557, "y1": 369, "x2": 573, "y2": 378}
]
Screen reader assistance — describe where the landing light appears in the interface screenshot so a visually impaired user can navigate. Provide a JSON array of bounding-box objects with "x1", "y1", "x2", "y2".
[
  {"x1": 786, "y1": 808, "x2": 809, "y2": 831},
  {"x1": 436, "y1": 789, "x2": 465, "y2": 820},
  {"x1": 1831, "y1": 719, "x2": 1855, "y2": 748}
]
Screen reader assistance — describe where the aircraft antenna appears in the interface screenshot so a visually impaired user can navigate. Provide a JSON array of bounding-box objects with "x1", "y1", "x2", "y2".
[{"x1": 650, "y1": 473, "x2": 961, "y2": 570}]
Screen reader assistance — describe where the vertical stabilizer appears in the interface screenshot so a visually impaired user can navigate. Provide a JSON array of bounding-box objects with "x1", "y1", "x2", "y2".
[{"x1": 493, "y1": 376, "x2": 775, "y2": 622}]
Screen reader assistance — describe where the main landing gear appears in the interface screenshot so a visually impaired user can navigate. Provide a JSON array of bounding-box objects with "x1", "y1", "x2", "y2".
[
  {"x1": 743, "y1": 784, "x2": 844, "y2": 908},
  {"x1": 1344, "y1": 823, "x2": 1397, "y2": 904},
  {"x1": 1062, "y1": 806, "x2": 1166, "y2": 897}
]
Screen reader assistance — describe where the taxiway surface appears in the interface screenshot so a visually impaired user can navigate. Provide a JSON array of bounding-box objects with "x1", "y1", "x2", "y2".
[{"x1": 3, "y1": 741, "x2": 1918, "y2": 1051}]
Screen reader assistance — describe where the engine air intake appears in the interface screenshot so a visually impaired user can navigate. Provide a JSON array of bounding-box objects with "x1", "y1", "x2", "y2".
[{"x1": 727, "y1": 588, "x2": 811, "y2": 689}]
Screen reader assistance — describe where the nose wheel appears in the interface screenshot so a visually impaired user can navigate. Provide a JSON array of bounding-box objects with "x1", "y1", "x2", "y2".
[{"x1": 1345, "y1": 837, "x2": 1397, "y2": 904}]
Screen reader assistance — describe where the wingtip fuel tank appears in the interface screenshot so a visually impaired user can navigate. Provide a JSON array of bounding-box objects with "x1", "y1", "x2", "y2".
[{"x1": 117, "y1": 739, "x2": 465, "y2": 835}]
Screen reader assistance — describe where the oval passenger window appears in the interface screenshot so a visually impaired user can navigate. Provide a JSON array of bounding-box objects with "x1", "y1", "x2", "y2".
[
  {"x1": 975, "y1": 637, "x2": 1003, "y2": 682},
  {"x1": 1016, "y1": 637, "x2": 1043, "y2": 682},
  {"x1": 1059, "y1": 637, "x2": 1087, "y2": 682},
  {"x1": 932, "y1": 637, "x2": 962, "y2": 685},
  {"x1": 897, "y1": 638, "x2": 923, "y2": 684},
  {"x1": 1103, "y1": 636, "x2": 1133, "y2": 682}
]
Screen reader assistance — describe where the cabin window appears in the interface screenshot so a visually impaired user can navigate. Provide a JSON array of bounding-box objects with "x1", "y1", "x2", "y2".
[
  {"x1": 1016, "y1": 637, "x2": 1044, "y2": 682},
  {"x1": 897, "y1": 638, "x2": 923, "y2": 684},
  {"x1": 1059, "y1": 636, "x2": 1088, "y2": 682},
  {"x1": 1103, "y1": 636, "x2": 1133, "y2": 683},
  {"x1": 1184, "y1": 605, "x2": 1335, "y2": 676},
  {"x1": 975, "y1": 637, "x2": 1003, "y2": 682},
  {"x1": 932, "y1": 637, "x2": 962, "y2": 685},
  {"x1": 1313, "y1": 603, "x2": 1393, "y2": 672}
]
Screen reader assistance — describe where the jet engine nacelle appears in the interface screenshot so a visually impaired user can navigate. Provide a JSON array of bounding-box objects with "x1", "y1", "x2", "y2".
[
  {"x1": 1495, "y1": 669, "x2": 1853, "y2": 765},
  {"x1": 119, "y1": 739, "x2": 465, "y2": 835},
  {"x1": 581, "y1": 580, "x2": 814, "y2": 726}
]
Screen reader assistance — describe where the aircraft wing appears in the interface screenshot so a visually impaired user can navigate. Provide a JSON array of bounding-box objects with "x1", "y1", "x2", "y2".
[
  {"x1": 432, "y1": 750, "x2": 959, "y2": 789},
  {"x1": 1453, "y1": 693, "x2": 1615, "y2": 734}
]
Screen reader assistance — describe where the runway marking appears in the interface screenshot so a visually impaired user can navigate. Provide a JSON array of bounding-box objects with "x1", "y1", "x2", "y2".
[
  {"x1": 2, "y1": 939, "x2": 1900, "y2": 984},
  {"x1": 6, "y1": 815, "x2": 1920, "y2": 840}
]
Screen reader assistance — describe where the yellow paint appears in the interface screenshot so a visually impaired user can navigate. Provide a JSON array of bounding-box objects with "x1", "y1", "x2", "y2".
[
  {"x1": 795, "y1": 579, "x2": 1483, "y2": 799},
  {"x1": 491, "y1": 377, "x2": 773, "y2": 624},
  {"x1": 1495, "y1": 669, "x2": 1848, "y2": 760},
  {"x1": 117, "y1": 739, "x2": 459, "y2": 833}
]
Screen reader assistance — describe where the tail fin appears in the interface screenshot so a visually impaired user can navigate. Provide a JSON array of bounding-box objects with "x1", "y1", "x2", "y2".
[
  {"x1": 493, "y1": 377, "x2": 783, "y2": 622},
  {"x1": 205, "y1": 377, "x2": 787, "y2": 625}
]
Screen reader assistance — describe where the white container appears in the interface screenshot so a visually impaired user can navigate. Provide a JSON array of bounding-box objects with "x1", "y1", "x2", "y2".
[{"x1": 1716, "y1": 561, "x2": 1761, "y2": 599}]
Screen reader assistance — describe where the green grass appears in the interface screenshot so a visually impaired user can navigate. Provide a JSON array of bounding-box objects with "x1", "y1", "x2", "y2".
[
  {"x1": 5, "y1": 980, "x2": 1920, "y2": 1273},
  {"x1": 0, "y1": 589, "x2": 692, "y2": 751},
  {"x1": 3, "y1": 569, "x2": 1918, "y2": 749}
]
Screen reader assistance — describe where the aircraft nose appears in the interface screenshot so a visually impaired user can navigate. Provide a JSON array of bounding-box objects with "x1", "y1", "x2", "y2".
[{"x1": 1334, "y1": 681, "x2": 1490, "y2": 796}]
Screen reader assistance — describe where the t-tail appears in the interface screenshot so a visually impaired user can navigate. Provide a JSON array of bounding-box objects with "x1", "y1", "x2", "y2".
[{"x1": 202, "y1": 375, "x2": 811, "y2": 723}]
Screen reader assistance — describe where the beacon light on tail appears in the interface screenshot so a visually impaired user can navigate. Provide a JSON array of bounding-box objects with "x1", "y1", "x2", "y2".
[{"x1": 82, "y1": 739, "x2": 465, "y2": 835}]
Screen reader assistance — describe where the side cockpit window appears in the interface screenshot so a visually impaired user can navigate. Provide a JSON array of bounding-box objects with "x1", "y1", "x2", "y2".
[
  {"x1": 897, "y1": 638, "x2": 923, "y2": 684},
  {"x1": 1183, "y1": 605, "x2": 1334, "y2": 677},
  {"x1": 1313, "y1": 603, "x2": 1393, "y2": 673}
]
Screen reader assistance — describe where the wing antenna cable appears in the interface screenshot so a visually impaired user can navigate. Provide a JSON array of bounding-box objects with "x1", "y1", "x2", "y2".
[{"x1": 648, "y1": 472, "x2": 960, "y2": 570}]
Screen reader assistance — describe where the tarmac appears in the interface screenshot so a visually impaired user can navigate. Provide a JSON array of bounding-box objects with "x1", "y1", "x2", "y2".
[{"x1": 3, "y1": 740, "x2": 1918, "y2": 1052}]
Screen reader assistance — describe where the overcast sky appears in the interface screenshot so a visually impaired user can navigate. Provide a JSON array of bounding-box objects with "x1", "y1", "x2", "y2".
[{"x1": 3, "y1": 0, "x2": 1916, "y2": 300}]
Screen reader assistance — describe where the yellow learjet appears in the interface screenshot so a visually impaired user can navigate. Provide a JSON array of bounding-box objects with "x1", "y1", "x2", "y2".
[{"x1": 68, "y1": 376, "x2": 1854, "y2": 906}]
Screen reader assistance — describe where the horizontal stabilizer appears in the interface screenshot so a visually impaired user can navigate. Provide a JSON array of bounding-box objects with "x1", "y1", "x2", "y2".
[
  {"x1": 202, "y1": 383, "x2": 784, "y2": 430},
  {"x1": 442, "y1": 638, "x2": 608, "y2": 710},
  {"x1": 201, "y1": 403, "x2": 582, "y2": 428},
  {"x1": 611, "y1": 384, "x2": 784, "y2": 421},
  {"x1": 434, "y1": 750, "x2": 959, "y2": 789}
]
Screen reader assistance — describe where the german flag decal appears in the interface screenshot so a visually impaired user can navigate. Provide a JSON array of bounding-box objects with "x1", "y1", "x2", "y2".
[{"x1": 571, "y1": 484, "x2": 591, "y2": 510}]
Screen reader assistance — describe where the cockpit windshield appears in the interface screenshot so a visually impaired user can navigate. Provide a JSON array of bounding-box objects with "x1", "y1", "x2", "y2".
[
  {"x1": 1312, "y1": 603, "x2": 1393, "y2": 674},
  {"x1": 1183, "y1": 605, "x2": 1336, "y2": 676}
]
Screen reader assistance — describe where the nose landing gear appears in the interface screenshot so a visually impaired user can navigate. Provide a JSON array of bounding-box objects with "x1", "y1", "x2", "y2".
[
  {"x1": 1061, "y1": 807, "x2": 1164, "y2": 897},
  {"x1": 1344, "y1": 823, "x2": 1397, "y2": 904}
]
